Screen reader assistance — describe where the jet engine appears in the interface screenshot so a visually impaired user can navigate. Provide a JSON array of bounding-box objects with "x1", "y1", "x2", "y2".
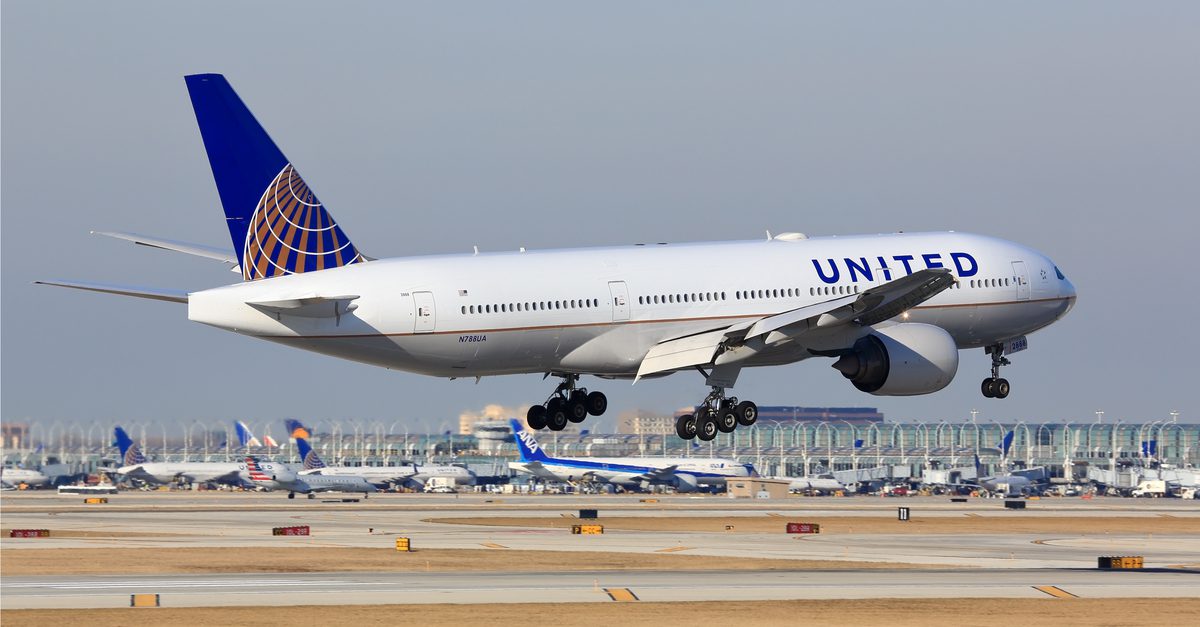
[
  {"x1": 673, "y1": 473, "x2": 699, "y2": 493},
  {"x1": 830, "y1": 323, "x2": 958, "y2": 396}
]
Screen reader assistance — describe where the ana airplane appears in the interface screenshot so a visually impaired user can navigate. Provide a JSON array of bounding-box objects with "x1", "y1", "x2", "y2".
[
  {"x1": 508, "y1": 419, "x2": 755, "y2": 492},
  {"x1": 113, "y1": 426, "x2": 244, "y2": 486},
  {"x1": 38, "y1": 74, "x2": 1076, "y2": 441},
  {"x1": 244, "y1": 456, "x2": 376, "y2": 499}
]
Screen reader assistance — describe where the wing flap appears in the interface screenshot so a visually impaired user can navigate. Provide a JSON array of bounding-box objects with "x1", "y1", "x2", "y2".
[{"x1": 635, "y1": 323, "x2": 753, "y2": 381}]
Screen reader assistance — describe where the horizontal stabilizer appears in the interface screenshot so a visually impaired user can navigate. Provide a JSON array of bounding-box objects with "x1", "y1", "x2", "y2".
[
  {"x1": 35, "y1": 279, "x2": 188, "y2": 304},
  {"x1": 247, "y1": 295, "x2": 359, "y2": 319},
  {"x1": 92, "y1": 231, "x2": 238, "y2": 267}
]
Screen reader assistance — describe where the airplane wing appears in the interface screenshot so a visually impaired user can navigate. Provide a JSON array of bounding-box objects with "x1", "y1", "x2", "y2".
[
  {"x1": 631, "y1": 465, "x2": 678, "y2": 483},
  {"x1": 92, "y1": 231, "x2": 240, "y2": 268},
  {"x1": 34, "y1": 279, "x2": 189, "y2": 304},
  {"x1": 635, "y1": 269, "x2": 954, "y2": 380},
  {"x1": 246, "y1": 295, "x2": 360, "y2": 319}
]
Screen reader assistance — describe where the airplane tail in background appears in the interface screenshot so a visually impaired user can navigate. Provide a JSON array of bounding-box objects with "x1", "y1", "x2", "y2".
[
  {"x1": 974, "y1": 454, "x2": 984, "y2": 478},
  {"x1": 184, "y1": 73, "x2": 365, "y2": 281},
  {"x1": 114, "y1": 427, "x2": 146, "y2": 465},
  {"x1": 235, "y1": 421, "x2": 261, "y2": 448},
  {"x1": 295, "y1": 437, "x2": 327, "y2": 470},
  {"x1": 509, "y1": 419, "x2": 549, "y2": 463},
  {"x1": 284, "y1": 419, "x2": 311, "y2": 441},
  {"x1": 244, "y1": 457, "x2": 271, "y2": 483}
]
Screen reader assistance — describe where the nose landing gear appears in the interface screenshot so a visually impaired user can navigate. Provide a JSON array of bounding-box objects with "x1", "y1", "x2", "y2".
[
  {"x1": 981, "y1": 344, "x2": 1011, "y2": 399},
  {"x1": 526, "y1": 374, "x2": 608, "y2": 431}
]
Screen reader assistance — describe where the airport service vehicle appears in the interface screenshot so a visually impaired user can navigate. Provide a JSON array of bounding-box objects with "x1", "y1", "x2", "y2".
[
  {"x1": 113, "y1": 427, "x2": 245, "y2": 486},
  {"x1": 508, "y1": 419, "x2": 755, "y2": 492},
  {"x1": 39, "y1": 74, "x2": 1076, "y2": 441},
  {"x1": 244, "y1": 456, "x2": 376, "y2": 499},
  {"x1": 1132, "y1": 480, "x2": 1167, "y2": 498},
  {"x1": 295, "y1": 437, "x2": 476, "y2": 488},
  {"x1": 0, "y1": 467, "x2": 51, "y2": 488}
]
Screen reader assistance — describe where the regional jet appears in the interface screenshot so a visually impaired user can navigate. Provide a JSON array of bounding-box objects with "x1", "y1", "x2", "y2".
[
  {"x1": 295, "y1": 436, "x2": 476, "y2": 488},
  {"x1": 508, "y1": 419, "x2": 754, "y2": 492},
  {"x1": 38, "y1": 74, "x2": 1076, "y2": 441},
  {"x1": 244, "y1": 456, "x2": 376, "y2": 499}
]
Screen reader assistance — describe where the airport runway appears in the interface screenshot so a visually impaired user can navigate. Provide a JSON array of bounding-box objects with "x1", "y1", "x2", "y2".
[
  {"x1": 5, "y1": 568, "x2": 1200, "y2": 609},
  {"x1": 3, "y1": 493, "x2": 1198, "y2": 609}
]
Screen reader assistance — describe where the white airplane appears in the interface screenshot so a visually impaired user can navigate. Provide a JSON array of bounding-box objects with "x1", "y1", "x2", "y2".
[
  {"x1": 508, "y1": 419, "x2": 754, "y2": 492},
  {"x1": 780, "y1": 476, "x2": 845, "y2": 494},
  {"x1": 244, "y1": 456, "x2": 377, "y2": 499},
  {"x1": 38, "y1": 74, "x2": 1076, "y2": 441},
  {"x1": 1, "y1": 467, "x2": 51, "y2": 488},
  {"x1": 113, "y1": 426, "x2": 247, "y2": 485},
  {"x1": 294, "y1": 437, "x2": 476, "y2": 488}
]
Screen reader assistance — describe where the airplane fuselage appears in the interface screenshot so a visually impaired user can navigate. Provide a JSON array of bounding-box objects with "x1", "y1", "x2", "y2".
[{"x1": 188, "y1": 231, "x2": 1076, "y2": 380}]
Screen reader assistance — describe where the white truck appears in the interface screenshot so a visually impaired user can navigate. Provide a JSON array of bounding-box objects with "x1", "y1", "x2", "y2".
[{"x1": 1131, "y1": 479, "x2": 1167, "y2": 498}]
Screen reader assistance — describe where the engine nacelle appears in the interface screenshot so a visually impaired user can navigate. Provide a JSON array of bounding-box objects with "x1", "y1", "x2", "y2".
[
  {"x1": 673, "y1": 473, "x2": 699, "y2": 493},
  {"x1": 831, "y1": 323, "x2": 959, "y2": 396}
]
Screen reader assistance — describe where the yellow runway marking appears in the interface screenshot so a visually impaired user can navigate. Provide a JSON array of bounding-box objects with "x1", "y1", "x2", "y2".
[
  {"x1": 605, "y1": 588, "x2": 639, "y2": 602},
  {"x1": 480, "y1": 542, "x2": 508, "y2": 549},
  {"x1": 655, "y1": 546, "x2": 693, "y2": 553},
  {"x1": 1034, "y1": 585, "x2": 1078, "y2": 599}
]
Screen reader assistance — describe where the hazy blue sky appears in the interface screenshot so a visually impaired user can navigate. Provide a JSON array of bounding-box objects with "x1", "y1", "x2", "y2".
[{"x1": 3, "y1": 2, "x2": 1197, "y2": 433}]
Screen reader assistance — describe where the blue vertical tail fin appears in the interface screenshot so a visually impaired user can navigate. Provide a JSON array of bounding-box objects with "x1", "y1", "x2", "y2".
[
  {"x1": 295, "y1": 437, "x2": 326, "y2": 470},
  {"x1": 184, "y1": 73, "x2": 366, "y2": 281},
  {"x1": 284, "y1": 419, "x2": 311, "y2": 440},
  {"x1": 114, "y1": 427, "x2": 145, "y2": 465},
  {"x1": 235, "y1": 421, "x2": 261, "y2": 448},
  {"x1": 509, "y1": 419, "x2": 549, "y2": 462}
]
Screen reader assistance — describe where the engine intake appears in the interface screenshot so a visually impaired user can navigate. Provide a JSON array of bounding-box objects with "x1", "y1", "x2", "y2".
[{"x1": 831, "y1": 323, "x2": 959, "y2": 396}]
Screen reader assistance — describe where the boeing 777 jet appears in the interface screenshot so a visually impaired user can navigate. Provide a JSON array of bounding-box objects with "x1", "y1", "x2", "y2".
[{"x1": 38, "y1": 74, "x2": 1076, "y2": 441}]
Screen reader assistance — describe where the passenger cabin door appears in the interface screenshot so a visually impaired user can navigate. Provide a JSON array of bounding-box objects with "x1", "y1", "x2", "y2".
[
  {"x1": 412, "y1": 291, "x2": 436, "y2": 333},
  {"x1": 608, "y1": 281, "x2": 630, "y2": 321},
  {"x1": 1011, "y1": 261, "x2": 1030, "y2": 301}
]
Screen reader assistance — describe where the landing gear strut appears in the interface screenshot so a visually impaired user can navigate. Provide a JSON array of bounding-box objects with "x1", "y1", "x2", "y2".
[
  {"x1": 981, "y1": 344, "x2": 1011, "y2": 399},
  {"x1": 526, "y1": 374, "x2": 607, "y2": 431},
  {"x1": 675, "y1": 386, "x2": 758, "y2": 442}
]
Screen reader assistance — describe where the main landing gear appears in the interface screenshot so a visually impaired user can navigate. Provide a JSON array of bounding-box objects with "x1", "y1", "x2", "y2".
[
  {"x1": 981, "y1": 343, "x2": 1011, "y2": 399},
  {"x1": 675, "y1": 387, "x2": 758, "y2": 442},
  {"x1": 526, "y1": 374, "x2": 608, "y2": 431}
]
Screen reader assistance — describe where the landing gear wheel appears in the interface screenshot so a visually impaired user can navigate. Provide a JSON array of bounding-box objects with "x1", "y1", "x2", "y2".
[
  {"x1": 566, "y1": 399, "x2": 588, "y2": 423},
  {"x1": 697, "y1": 413, "x2": 719, "y2": 441},
  {"x1": 585, "y1": 391, "x2": 608, "y2": 416},
  {"x1": 981, "y1": 378, "x2": 996, "y2": 398},
  {"x1": 675, "y1": 414, "x2": 698, "y2": 439},
  {"x1": 569, "y1": 389, "x2": 588, "y2": 405},
  {"x1": 716, "y1": 407, "x2": 738, "y2": 433},
  {"x1": 545, "y1": 398, "x2": 568, "y2": 431},
  {"x1": 993, "y1": 378, "x2": 1010, "y2": 399},
  {"x1": 527, "y1": 404, "x2": 548, "y2": 430},
  {"x1": 288, "y1": 492, "x2": 296, "y2": 500},
  {"x1": 307, "y1": 493, "x2": 315, "y2": 500},
  {"x1": 735, "y1": 401, "x2": 758, "y2": 427}
]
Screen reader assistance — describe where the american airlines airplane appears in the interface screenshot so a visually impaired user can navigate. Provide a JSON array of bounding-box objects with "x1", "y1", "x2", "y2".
[
  {"x1": 295, "y1": 437, "x2": 476, "y2": 488},
  {"x1": 244, "y1": 457, "x2": 377, "y2": 499},
  {"x1": 508, "y1": 419, "x2": 755, "y2": 492},
  {"x1": 38, "y1": 74, "x2": 1076, "y2": 442}
]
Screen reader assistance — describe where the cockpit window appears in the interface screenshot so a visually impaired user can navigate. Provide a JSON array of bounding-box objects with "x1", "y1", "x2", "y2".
[{"x1": 1054, "y1": 266, "x2": 1065, "y2": 280}]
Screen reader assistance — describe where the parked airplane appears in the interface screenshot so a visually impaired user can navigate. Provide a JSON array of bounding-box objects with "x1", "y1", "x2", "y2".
[
  {"x1": 781, "y1": 476, "x2": 845, "y2": 494},
  {"x1": 38, "y1": 74, "x2": 1076, "y2": 441},
  {"x1": 972, "y1": 455, "x2": 1038, "y2": 497},
  {"x1": 507, "y1": 419, "x2": 754, "y2": 492},
  {"x1": 113, "y1": 426, "x2": 244, "y2": 486},
  {"x1": 1, "y1": 467, "x2": 51, "y2": 488},
  {"x1": 244, "y1": 456, "x2": 376, "y2": 499},
  {"x1": 295, "y1": 437, "x2": 475, "y2": 488}
]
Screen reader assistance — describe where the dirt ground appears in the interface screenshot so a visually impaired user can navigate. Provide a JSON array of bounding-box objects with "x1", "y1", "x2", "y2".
[
  {"x1": 5, "y1": 599, "x2": 1200, "y2": 627},
  {"x1": 0, "y1": 547, "x2": 937, "y2": 576},
  {"x1": 428, "y1": 515, "x2": 1200, "y2": 535}
]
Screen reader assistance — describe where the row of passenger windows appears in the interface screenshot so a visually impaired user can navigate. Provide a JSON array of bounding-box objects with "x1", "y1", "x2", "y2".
[
  {"x1": 461, "y1": 298, "x2": 599, "y2": 315},
  {"x1": 638, "y1": 292, "x2": 727, "y2": 305}
]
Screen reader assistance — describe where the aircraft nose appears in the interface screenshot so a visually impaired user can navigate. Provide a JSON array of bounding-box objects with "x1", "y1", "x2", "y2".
[{"x1": 1053, "y1": 264, "x2": 1077, "y2": 316}]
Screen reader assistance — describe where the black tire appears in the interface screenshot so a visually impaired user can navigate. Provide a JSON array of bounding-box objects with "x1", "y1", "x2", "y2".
[
  {"x1": 569, "y1": 389, "x2": 588, "y2": 405},
  {"x1": 585, "y1": 391, "x2": 607, "y2": 416},
  {"x1": 307, "y1": 493, "x2": 315, "y2": 500},
  {"x1": 736, "y1": 401, "x2": 758, "y2": 427},
  {"x1": 546, "y1": 402, "x2": 569, "y2": 431},
  {"x1": 717, "y1": 408, "x2": 738, "y2": 433},
  {"x1": 675, "y1": 414, "x2": 697, "y2": 439},
  {"x1": 527, "y1": 404, "x2": 548, "y2": 430},
  {"x1": 566, "y1": 400, "x2": 588, "y2": 423},
  {"x1": 981, "y1": 378, "x2": 996, "y2": 398},
  {"x1": 697, "y1": 413, "x2": 719, "y2": 441},
  {"x1": 994, "y1": 378, "x2": 1010, "y2": 399},
  {"x1": 288, "y1": 492, "x2": 295, "y2": 500}
]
